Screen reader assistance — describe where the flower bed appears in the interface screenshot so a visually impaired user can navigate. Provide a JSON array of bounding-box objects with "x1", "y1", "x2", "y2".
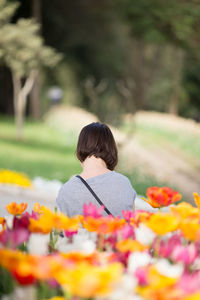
[
  {"x1": 0, "y1": 169, "x2": 32, "y2": 188},
  {"x1": 0, "y1": 189, "x2": 200, "y2": 300}
]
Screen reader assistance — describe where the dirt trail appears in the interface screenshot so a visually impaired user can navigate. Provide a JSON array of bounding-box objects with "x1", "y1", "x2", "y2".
[
  {"x1": 120, "y1": 111, "x2": 200, "y2": 201},
  {"x1": 120, "y1": 138, "x2": 200, "y2": 202}
]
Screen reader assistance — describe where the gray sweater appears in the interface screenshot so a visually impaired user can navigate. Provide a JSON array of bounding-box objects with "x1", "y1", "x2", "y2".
[{"x1": 56, "y1": 171, "x2": 136, "y2": 217}]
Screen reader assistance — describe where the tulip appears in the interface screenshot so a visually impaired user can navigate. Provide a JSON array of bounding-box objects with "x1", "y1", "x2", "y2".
[
  {"x1": 171, "y1": 244, "x2": 198, "y2": 265},
  {"x1": 177, "y1": 272, "x2": 200, "y2": 294},
  {"x1": 170, "y1": 202, "x2": 199, "y2": 221},
  {"x1": 83, "y1": 203, "x2": 104, "y2": 218},
  {"x1": 144, "y1": 186, "x2": 182, "y2": 208},
  {"x1": 145, "y1": 212, "x2": 179, "y2": 235},
  {"x1": 6, "y1": 202, "x2": 28, "y2": 215},
  {"x1": 0, "y1": 217, "x2": 6, "y2": 231},
  {"x1": 116, "y1": 239, "x2": 148, "y2": 253},
  {"x1": 0, "y1": 228, "x2": 30, "y2": 248},
  {"x1": 193, "y1": 192, "x2": 200, "y2": 209},
  {"x1": 13, "y1": 215, "x2": 30, "y2": 229},
  {"x1": 135, "y1": 267, "x2": 148, "y2": 285},
  {"x1": 180, "y1": 219, "x2": 200, "y2": 241},
  {"x1": 154, "y1": 234, "x2": 182, "y2": 258}
]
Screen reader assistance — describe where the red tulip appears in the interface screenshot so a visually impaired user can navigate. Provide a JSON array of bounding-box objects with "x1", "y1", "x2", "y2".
[{"x1": 144, "y1": 187, "x2": 182, "y2": 208}]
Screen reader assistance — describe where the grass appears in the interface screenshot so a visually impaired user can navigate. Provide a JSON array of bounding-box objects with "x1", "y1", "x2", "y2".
[
  {"x1": 125, "y1": 168, "x2": 181, "y2": 197},
  {"x1": 0, "y1": 117, "x2": 81, "y2": 182}
]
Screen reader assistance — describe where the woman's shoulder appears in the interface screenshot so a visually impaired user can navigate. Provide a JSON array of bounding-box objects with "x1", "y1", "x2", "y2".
[
  {"x1": 111, "y1": 171, "x2": 131, "y2": 182},
  {"x1": 59, "y1": 175, "x2": 79, "y2": 192}
]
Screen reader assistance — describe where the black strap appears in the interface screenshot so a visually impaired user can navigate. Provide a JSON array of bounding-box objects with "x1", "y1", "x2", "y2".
[{"x1": 76, "y1": 175, "x2": 113, "y2": 216}]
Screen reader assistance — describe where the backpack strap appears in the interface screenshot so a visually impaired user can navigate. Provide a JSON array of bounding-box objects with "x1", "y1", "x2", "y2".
[{"x1": 76, "y1": 175, "x2": 113, "y2": 216}]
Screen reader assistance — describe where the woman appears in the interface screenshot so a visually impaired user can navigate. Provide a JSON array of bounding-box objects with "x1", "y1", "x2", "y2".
[{"x1": 56, "y1": 122, "x2": 136, "y2": 217}]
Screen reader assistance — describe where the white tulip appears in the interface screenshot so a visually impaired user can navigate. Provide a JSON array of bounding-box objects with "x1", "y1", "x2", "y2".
[
  {"x1": 155, "y1": 259, "x2": 184, "y2": 278},
  {"x1": 27, "y1": 233, "x2": 50, "y2": 255},
  {"x1": 135, "y1": 224, "x2": 156, "y2": 245},
  {"x1": 128, "y1": 252, "x2": 152, "y2": 274}
]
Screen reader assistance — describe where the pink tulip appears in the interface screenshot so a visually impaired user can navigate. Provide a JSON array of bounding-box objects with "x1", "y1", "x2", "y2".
[
  {"x1": 24, "y1": 211, "x2": 38, "y2": 220},
  {"x1": 172, "y1": 244, "x2": 198, "y2": 265},
  {"x1": 83, "y1": 203, "x2": 104, "y2": 218},
  {"x1": 120, "y1": 224, "x2": 135, "y2": 240},
  {"x1": 153, "y1": 234, "x2": 182, "y2": 258},
  {"x1": 64, "y1": 230, "x2": 78, "y2": 238},
  {"x1": 122, "y1": 210, "x2": 146, "y2": 222},
  {"x1": 177, "y1": 272, "x2": 200, "y2": 294},
  {"x1": 135, "y1": 267, "x2": 148, "y2": 285},
  {"x1": 0, "y1": 228, "x2": 30, "y2": 248}
]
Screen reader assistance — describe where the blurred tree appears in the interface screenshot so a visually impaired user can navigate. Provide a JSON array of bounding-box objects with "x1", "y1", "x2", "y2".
[
  {"x1": 41, "y1": 0, "x2": 128, "y2": 122},
  {"x1": 182, "y1": 54, "x2": 200, "y2": 121},
  {"x1": 0, "y1": 0, "x2": 61, "y2": 140},
  {"x1": 1, "y1": 0, "x2": 200, "y2": 121},
  {"x1": 117, "y1": 0, "x2": 200, "y2": 115}
]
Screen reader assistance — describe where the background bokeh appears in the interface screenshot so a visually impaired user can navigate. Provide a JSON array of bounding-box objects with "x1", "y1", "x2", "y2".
[{"x1": 0, "y1": 0, "x2": 200, "y2": 201}]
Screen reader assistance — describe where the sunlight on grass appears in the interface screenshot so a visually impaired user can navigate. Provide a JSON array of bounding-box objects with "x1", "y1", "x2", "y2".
[{"x1": 0, "y1": 117, "x2": 81, "y2": 182}]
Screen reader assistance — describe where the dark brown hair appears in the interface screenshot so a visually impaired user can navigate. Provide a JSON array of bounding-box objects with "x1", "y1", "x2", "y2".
[{"x1": 76, "y1": 122, "x2": 118, "y2": 170}]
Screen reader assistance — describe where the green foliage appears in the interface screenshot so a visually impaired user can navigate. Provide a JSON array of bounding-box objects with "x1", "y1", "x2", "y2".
[
  {"x1": 0, "y1": 0, "x2": 19, "y2": 26},
  {"x1": 118, "y1": 0, "x2": 200, "y2": 48},
  {"x1": 182, "y1": 53, "x2": 200, "y2": 119},
  {"x1": 37, "y1": 281, "x2": 63, "y2": 299},
  {"x1": 0, "y1": 17, "x2": 62, "y2": 77},
  {"x1": 0, "y1": 266, "x2": 15, "y2": 297}
]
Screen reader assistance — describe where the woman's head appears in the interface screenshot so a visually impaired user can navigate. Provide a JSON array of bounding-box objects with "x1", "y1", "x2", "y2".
[{"x1": 76, "y1": 122, "x2": 118, "y2": 170}]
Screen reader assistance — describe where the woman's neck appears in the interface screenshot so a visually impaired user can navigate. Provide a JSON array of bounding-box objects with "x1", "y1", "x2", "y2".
[{"x1": 80, "y1": 156, "x2": 110, "y2": 179}]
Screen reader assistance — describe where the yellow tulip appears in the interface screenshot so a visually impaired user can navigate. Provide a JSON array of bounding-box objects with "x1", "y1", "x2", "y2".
[
  {"x1": 180, "y1": 218, "x2": 200, "y2": 241},
  {"x1": 0, "y1": 169, "x2": 32, "y2": 188},
  {"x1": 55, "y1": 262, "x2": 122, "y2": 298},
  {"x1": 170, "y1": 202, "x2": 199, "y2": 221},
  {"x1": 145, "y1": 213, "x2": 179, "y2": 235},
  {"x1": 43, "y1": 298, "x2": 66, "y2": 300},
  {"x1": 183, "y1": 293, "x2": 200, "y2": 300}
]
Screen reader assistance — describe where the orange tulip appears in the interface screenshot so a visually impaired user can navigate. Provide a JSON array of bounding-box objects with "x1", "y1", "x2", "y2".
[
  {"x1": 6, "y1": 202, "x2": 27, "y2": 215},
  {"x1": 193, "y1": 192, "x2": 200, "y2": 209},
  {"x1": 130, "y1": 211, "x2": 152, "y2": 227},
  {"x1": 82, "y1": 217, "x2": 125, "y2": 234},
  {"x1": 29, "y1": 208, "x2": 79, "y2": 234},
  {"x1": 33, "y1": 202, "x2": 46, "y2": 214},
  {"x1": 116, "y1": 239, "x2": 148, "y2": 253},
  {"x1": 0, "y1": 217, "x2": 6, "y2": 230},
  {"x1": 143, "y1": 187, "x2": 182, "y2": 208},
  {"x1": 53, "y1": 213, "x2": 79, "y2": 231}
]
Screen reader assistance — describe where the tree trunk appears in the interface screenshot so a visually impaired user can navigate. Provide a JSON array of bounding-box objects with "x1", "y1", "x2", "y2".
[
  {"x1": 133, "y1": 39, "x2": 146, "y2": 110},
  {"x1": 169, "y1": 94, "x2": 179, "y2": 115},
  {"x1": 168, "y1": 48, "x2": 184, "y2": 115},
  {"x1": 30, "y1": 78, "x2": 41, "y2": 119},
  {"x1": 30, "y1": 0, "x2": 41, "y2": 119},
  {"x1": 12, "y1": 72, "x2": 36, "y2": 140}
]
